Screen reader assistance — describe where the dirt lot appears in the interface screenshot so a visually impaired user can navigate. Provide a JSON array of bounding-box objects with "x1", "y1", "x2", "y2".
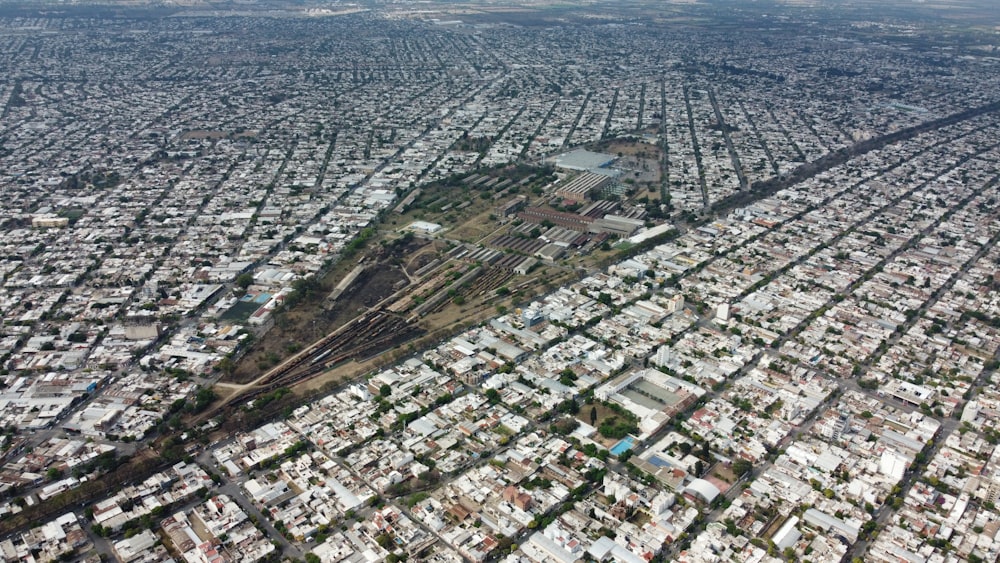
[
  {"x1": 709, "y1": 461, "x2": 740, "y2": 485},
  {"x1": 446, "y1": 208, "x2": 505, "y2": 242},
  {"x1": 576, "y1": 402, "x2": 626, "y2": 448}
]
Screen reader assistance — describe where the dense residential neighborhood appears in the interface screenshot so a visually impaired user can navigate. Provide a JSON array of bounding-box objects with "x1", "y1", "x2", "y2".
[{"x1": 1, "y1": 0, "x2": 1000, "y2": 561}]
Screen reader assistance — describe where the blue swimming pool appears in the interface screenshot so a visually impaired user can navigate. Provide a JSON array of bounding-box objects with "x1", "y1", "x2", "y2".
[{"x1": 610, "y1": 436, "x2": 637, "y2": 456}]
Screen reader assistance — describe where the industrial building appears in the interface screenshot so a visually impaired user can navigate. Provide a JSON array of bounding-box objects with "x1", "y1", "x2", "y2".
[
  {"x1": 554, "y1": 171, "x2": 612, "y2": 202},
  {"x1": 552, "y1": 148, "x2": 617, "y2": 171}
]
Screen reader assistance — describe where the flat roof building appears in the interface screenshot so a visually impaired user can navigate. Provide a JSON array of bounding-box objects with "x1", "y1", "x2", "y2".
[
  {"x1": 552, "y1": 148, "x2": 616, "y2": 171},
  {"x1": 554, "y1": 172, "x2": 611, "y2": 202}
]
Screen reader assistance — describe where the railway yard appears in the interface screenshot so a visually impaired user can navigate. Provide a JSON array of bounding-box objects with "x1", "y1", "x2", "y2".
[{"x1": 218, "y1": 164, "x2": 610, "y2": 408}]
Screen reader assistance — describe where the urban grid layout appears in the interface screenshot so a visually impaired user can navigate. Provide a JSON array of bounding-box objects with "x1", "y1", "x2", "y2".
[{"x1": 0, "y1": 0, "x2": 1000, "y2": 562}]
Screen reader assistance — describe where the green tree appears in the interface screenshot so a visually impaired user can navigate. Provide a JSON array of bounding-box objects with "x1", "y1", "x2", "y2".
[
  {"x1": 732, "y1": 459, "x2": 753, "y2": 478},
  {"x1": 192, "y1": 387, "x2": 217, "y2": 413},
  {"x1": 235, "y1": 272, "x2": 254, "y2": 290},
  {"x1": 590, "y1": 406, "x2": 598, "y2": 426}
]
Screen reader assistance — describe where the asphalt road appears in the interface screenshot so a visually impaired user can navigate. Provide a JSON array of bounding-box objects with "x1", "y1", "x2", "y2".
[{"x1": 196, "y1": 445, "x2": 303, "y2": 560}]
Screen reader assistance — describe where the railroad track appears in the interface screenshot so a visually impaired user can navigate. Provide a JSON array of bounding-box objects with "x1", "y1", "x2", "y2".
[
  {"x1": 254, "y1": 309, "x2": 421, "y2": 392},
  {"x1": 468, "y1": 266, "x2": 514, "y2": 297}
]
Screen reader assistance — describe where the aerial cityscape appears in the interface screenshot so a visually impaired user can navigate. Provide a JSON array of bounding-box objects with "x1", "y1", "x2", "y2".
[{"x1": 1, "y1": 0, "x2": 999, "y2": 562}]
